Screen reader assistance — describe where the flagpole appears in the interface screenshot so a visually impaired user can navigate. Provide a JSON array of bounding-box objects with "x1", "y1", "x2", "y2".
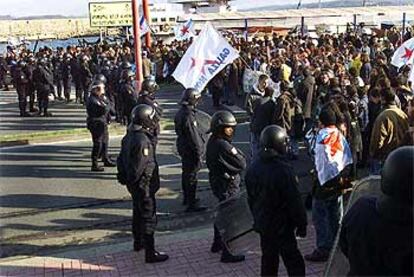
[
  {"x1": 142, "y1": 0, "x2": 152, "y2": 48},
  {"x1": 239, "y1": 56, "x2": 253, "y2": 71},
  {"x1": 132, "y1": 0, "x2": 143, "y2": 91}
]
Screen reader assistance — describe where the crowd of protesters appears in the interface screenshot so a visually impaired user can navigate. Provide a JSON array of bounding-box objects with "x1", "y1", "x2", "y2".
[{"x1": 0, "y1": 23, "x2": 413, "y2": 275}]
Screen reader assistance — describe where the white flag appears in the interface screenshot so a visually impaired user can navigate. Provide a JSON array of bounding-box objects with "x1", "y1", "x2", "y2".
[
  {"x1": 172, "y1": 22, "x2": 239, "y2": 91},
  {"x1": 174, "y1": 19, "x2": 195, "y2": 41},
  {"x1": 140, "y1": 16, "x2": 150, "y2": 36},
  {"x1": 391, "y1": 37, "x2": 414, "y2": 69}
]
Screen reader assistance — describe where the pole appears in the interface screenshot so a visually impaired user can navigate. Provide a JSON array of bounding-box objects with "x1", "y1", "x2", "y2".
[
  {"x1": 142, "y1": 0, "x2": 151, "y2": 48},
  {"x1": 353, "y1": 14, "x2": 357, "y2": 33},
  {"x1": 132, "y1": 0, "x2": 143, "y2": 90},
  {"x1": 402, "y1": 12, "x2": 406, "y2": 42},
  {"x1": 244, "y1": 19, "x2": 248, "y2": 40},
  {"x1": 301, "y1": 16, "x2": 305, "y2": 37}
]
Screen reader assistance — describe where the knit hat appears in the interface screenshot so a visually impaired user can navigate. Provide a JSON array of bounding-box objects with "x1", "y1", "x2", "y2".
[{"x1": 319, "y1": 107, "x2": 337, "y2": 126}]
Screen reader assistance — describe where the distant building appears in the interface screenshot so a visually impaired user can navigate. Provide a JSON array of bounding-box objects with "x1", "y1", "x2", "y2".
[
  {"x1": 146, "y1": 2, "x2": 184, "y2": 34},
  {"x1": 170, "y1": 0, "x2": 235, "y2": 14}
]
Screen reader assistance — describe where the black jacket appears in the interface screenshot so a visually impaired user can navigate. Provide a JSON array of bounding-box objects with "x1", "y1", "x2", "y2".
[
  {"x1": 250, "y1": 96, "x2": 276, "y2": 135},
  {"x1": 206, "y1": 135, "x2": 246, "y2": 201},
  {"x1": 86, "y1": 94, "x2": 111, "y2": 126},
  {"x1": 340, "y1": 196, "x2": 413, "y2": 276},
  {"x1": 117, "y1": 126, "x2": 160, "y2": 196},
  {"x1": 174, "y1": 105, "x2": 205, "y2": 158},
  {"x1": 245, "y1": 149, "x2": 307, "y2": 236},
  {"x1": 120, "y1": 82, "x2": 138, "y2": 117},
  {"x1": 33, "y1": 65, "x2": 54, "y2": 92}
]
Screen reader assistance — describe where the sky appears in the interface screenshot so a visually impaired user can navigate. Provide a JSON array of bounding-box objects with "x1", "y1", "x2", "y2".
[{"x1": 0, "y1": 0, "x2": 322, "y2": 17}]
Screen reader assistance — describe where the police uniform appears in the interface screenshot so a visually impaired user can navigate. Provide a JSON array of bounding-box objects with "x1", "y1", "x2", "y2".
[
  {"x1": 175, "y1": 105, "x2": 205, "y2": 206},
  {"x1": 80, "y1": 60, "x2": 93, "y2": 104},
  {"x1": 246, "y1": 149, "x2": 307, "y2": 276},
  {"x1": 12, "y1": 63, "x2": 30, "y2": 116},
  {"x1": 119, "y1": 80, "x2": 138, "y2": 124},
  {"x1": 206, "y1": 134, "x2": 246, "y2": 260},
  {"x1": 117, "y1": 105, "x2": 168, "y2": 263},
  {"x1": 34, "y1": 62, "x2": 54, "y2": 116},
  {"x1": 62, "y1": 59, "x2": 72, "y2": 102},
  {"x1": 86, "y1": 92, "x2": 112, "y2": 170}
]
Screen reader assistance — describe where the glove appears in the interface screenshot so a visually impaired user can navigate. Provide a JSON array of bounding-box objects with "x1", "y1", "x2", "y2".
[{"x1": 296, "y1": 226, "x2": 307, "y2": 238}]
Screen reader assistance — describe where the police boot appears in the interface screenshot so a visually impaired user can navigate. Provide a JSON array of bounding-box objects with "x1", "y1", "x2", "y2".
[
  {"x1": 91, "y1": 161, "x2": 104, "y2": 172},
  {"x1": 133, "y1": 240, "x2": 144, "y2": 252},
  {"x1": 103, "y1": 159, "x2": 116, "y2": 167},
  {"x1": 210, "y1": 240, "x2": 223, "y2": 253},
  {"x1": 43, "y1": 108, "x2": 52, "y2": 117},
  {"x1": 144, "y1": 234, "x2": 169, "y2": 263},
  {"x1": 220, "y1": 247, "x2": 245, "y2": 263}
]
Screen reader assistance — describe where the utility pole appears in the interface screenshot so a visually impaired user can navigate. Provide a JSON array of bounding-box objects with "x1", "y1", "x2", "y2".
[{"x1": 132, "y1": 0, "x2": 143, "y2": 90}]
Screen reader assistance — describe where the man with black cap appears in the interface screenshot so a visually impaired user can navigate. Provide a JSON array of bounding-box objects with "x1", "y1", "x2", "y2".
[
  {"x1": 12, "y1": 60, "x2": 31, "y2": 117},
  {"x1": 137, "y1": 77, "x2": 162, "y2": 147},
  {"x1": 339, "y1": 146, "x2": 413, "y2": 276},
  {"x1": 174, "y1": 88, "x2": 207, "y2": 212},
  {"x1": 86, "y1": 79, "x2": 115, "y2": 172},
  {"x1": 246, "y1": 125, "x2": 307, "y2": 276},
  {"x1": 206, "y1": 110, "x2": 246, "y2": 263},
  {"x1": 117, "y1": 104, "x2": 169, "y2": 263}
]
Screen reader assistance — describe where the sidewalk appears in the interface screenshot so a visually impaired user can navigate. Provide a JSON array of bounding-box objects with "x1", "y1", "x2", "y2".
[{"x1": 0, "y1": 225, "x2": 326, "y2": 277}]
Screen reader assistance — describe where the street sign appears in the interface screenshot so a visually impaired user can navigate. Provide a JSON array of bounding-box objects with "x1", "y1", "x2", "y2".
[{"x1": 89, "y1": 1, "x2": 133, "y2": 27}]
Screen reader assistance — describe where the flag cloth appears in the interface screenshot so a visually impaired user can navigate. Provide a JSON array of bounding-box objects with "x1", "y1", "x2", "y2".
[
  {"x1": 313, "y1": 126, "x2": 353, "y2": 185},
  {"x1": 172, "y1": 22, "x2": 239, "y2": 91},
  {"x1": 174, "y1": 19, "x2": 195, "y2": 41},
  {"x1": 391, "y1": 37, "x2": 414, "y2": 69},
  {"x1": 140, "y1": 16, "x2": 150, "y2": 36}
]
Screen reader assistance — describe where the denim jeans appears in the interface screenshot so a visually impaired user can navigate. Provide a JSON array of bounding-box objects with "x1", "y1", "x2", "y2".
[
  {"x1": 369, "y1": 159, "x2": 382, "y2": 175},
  {"x1": 289, "y1": 136, "x2": 299, "y2": 157},
  {"x1": 312, "y1": 196, "x2": 341, "y2": 252}
]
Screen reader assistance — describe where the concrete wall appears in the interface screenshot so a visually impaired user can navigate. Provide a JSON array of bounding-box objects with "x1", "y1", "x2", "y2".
[{"x1": 0, "y1": 18, "x2": 100, "y2": 42}]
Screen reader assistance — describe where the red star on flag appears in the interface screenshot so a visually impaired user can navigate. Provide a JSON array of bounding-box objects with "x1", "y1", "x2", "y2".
[
  {"x1": 401, "y1": 47, "x2": 414, "y2": 60},
  {"x1": 190, "y1": 58, "x2": 217, "y2": 75},
  {"x1": 180, "y1": 25, "x2": 190, "y2": 36}
]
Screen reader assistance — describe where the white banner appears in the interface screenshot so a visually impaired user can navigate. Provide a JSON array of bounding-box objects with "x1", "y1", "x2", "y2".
[
  {"x1": 391, "y1": 37, "x2": 414, "y2": 69},
  {"x1": 172, "y1": 22, "x2": 239, "y2": 91}
]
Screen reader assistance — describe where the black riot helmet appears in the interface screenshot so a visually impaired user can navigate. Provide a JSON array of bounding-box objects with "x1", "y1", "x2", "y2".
[
  {"x1": 126, "y1": 69, "x2": 135, "y2": 79},
  {"x1": 259, "y1": 125, "x2": 289, "y2": 155},
  {"x1": 381, "y1": 146, "x2": 414, "y2": 203},
  {"x1": 131, "y1": 104, "x2": 157, "y2": 129},
  {"x1": 209, "y1": 110, "x2": 237, "y2": 134},
  {"x1": 122, "y1": 61, "x2": 132, "y2": 69},
  {"x1": 94, "y1": 74, "x2": 107, "y2": 84},
  {"x1": 141, "y1": 77, "x2": 159, "y2": 95},
  {"x1": 180, "y1": 88, "x2": 201, "y2": 106}
]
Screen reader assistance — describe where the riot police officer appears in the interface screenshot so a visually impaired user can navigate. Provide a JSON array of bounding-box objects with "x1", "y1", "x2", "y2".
[
  {"x1": 245, "y1": 125, "x2": 307, "y2": 276},
  {"x1": 12, "y1": 60, "x2": 31, "y2": 117},
  {"x1": 33, "y1": 58, "x2": 54, "y2": 117},
  {"x1": 174, "y1": 88, "x2": 208, "y2": 212},
  {"x1": 62, "y1": 56, "x2": 72, "y2": 102},
  {"x1": 206, "y1": 110, "x2": 246, "y2": 263},
  {"x1": 117, "y1": 104, "x2": 169, "y2": 263},
  {"x1": 119, "y1": 69, "x2": 138, "y2": 124},
  {"x1": 53, "y1": 55, "x2": 64, "y2": 100},
  {"x1": 138, "y1": 77, "x2": 162, "y2": 147},
  {"x1": 26, "y1": 56, "x2": 38, "y2": 112},
  {"x1": 86, "y1": 80, "x2": 115, "y2": 172},
  {"x1": 80, "y1": 55, "x2": 93, "y2": 104},
  {"x1": 339, "y1": 146, "x2": 413, "y2": 276}
]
